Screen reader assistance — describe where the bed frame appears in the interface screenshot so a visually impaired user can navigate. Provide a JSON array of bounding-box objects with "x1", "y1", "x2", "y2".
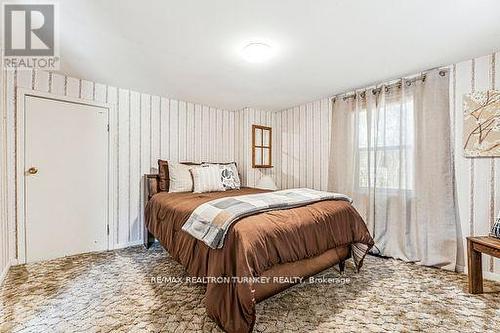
[
  {"x1": 143, "y1": 174, "x2": 160, "y2": 249},
  {"x1": 145, "y1": 173, "x2": 352, "y2": 301}
]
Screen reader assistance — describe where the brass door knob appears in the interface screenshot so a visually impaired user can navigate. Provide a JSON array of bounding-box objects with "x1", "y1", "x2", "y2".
[{"x1": 28, "y1": 167, "x2": 38, "y2": 174}]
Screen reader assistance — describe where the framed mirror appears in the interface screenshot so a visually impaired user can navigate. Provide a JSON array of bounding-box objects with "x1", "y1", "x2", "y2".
[{"x1": 252, "y1": 125, "x2": 272, "y2": 168}]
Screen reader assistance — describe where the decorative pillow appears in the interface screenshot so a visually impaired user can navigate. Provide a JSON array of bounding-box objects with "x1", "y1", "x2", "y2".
[
  {"x1": 158, "y1": 159, "x2": 170, "y2": 192},
  {"x1": 204, "y1": 162, "x2": 241, "y2": 190},
  {"x1": 158, "y1": 160, "x2": 200, "y2": 192},
  {"x1": 191, "y1": 165, "x2": 226, "y2": 193},
  {"x1": 168, "y1": 162, "x2": 196, "y2": 193}
]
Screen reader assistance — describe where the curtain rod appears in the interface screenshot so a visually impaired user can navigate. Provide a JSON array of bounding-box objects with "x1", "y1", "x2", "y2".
[{"x1": 331, "y1": 68, "x2": 449, "y2": 102}]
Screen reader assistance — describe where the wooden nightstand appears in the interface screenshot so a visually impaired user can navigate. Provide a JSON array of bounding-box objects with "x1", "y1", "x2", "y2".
[{"x1": 467, "y1": 236, "x2": 500, "y2": 294}]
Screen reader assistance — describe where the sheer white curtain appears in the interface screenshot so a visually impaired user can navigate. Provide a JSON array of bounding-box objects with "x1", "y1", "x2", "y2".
[{"x1": 329, "y1": 69, "x2": 458, "y2": 270}]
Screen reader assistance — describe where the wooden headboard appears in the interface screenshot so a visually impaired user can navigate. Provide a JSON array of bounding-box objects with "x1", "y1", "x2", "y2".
[{"x1": 144, "y1": 173, "x2": 161, "y2": 203}]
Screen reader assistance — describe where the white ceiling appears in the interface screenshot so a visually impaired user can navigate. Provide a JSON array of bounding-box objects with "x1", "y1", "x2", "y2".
[{"x1": 14, "y1": 0, "x2": 500, "y2": 110}]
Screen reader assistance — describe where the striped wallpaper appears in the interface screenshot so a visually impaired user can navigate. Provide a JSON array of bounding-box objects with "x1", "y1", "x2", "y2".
[
  {"x1": 234, "y1": 107, "x2": 274, "y2": 188},
  {"x1": 0, "y1": 56, "x2": 9, "y2": 283},
  {"x1": 270, "y1": 98, "x2": 332, "y2": 192},
  {"x1": 1, "y1": 50, "x2": 499, "y2": 283},
  {"x1": 452, "y1": 53, "x2": 500, "y2": 277},
  {"x1": 0, "y1": 69, "x2": 236, "y2": 273}
]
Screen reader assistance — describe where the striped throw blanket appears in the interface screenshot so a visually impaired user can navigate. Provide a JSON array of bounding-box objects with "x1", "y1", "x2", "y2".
[{"x1": 181, "y1": 188, "x2": 352, "y2": 249}]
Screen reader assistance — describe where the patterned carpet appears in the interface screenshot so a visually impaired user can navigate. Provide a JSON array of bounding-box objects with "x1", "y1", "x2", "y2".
[{"x1": 1, "y1": 244, "x2": 499, "y2": 333}]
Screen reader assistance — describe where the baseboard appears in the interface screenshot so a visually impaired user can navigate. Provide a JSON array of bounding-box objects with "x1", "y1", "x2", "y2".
[
  {"x1": 0, "y1": 260, "x2": 13, "y2": 287},
  {"x1": 458, "y1": 265, "x2": 500, "y2": 282},
  {"x1": 483, "y1": 271, "x2": 500, "y2": 282},
  {"x1": 113, "y1": 240, "x2": 144, "y2": 250},
  {"x1": 4, "y1": 243, "x2": 144, "y2": 270}
]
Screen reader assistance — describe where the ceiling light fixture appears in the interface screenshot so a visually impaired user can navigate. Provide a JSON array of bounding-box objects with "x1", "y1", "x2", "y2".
[{"x1": 241, "y1": 42, "x2": 274, "y2": 63}]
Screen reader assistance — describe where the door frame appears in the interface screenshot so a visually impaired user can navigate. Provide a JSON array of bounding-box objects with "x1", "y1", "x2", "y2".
[{"x1": 16, "y1": 88, "x2": 117, "y2": 264}]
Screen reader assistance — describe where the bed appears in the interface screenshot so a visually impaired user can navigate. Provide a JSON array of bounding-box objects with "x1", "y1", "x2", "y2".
[{"x1": 144, "y1": 173, "x2": 374, "y2": 333}]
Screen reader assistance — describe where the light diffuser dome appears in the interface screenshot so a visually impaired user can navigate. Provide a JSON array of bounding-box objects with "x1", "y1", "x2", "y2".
[{"x1": 241, "y1": 42, "x2": 274, "y2": 63}]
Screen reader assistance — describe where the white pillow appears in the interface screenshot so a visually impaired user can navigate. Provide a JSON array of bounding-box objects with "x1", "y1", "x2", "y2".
[
  {"x1": 191, "y1": 165, "x2": 226, "y2": 193},
  {"x1": 168, "y1": 162, "x2": 195, "y2": 193}
]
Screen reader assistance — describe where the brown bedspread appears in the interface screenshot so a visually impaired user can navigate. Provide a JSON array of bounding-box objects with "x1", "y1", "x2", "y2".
[{"x1": 145, "y1": 188, "x2": 374, "y2": 333}]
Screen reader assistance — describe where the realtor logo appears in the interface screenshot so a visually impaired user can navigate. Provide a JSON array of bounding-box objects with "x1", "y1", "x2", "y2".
[{"x1": 2, "y1": 3, "x2": 59, "y2": 69}]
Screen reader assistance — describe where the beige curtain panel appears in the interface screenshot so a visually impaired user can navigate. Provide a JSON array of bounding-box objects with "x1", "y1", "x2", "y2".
[{"x1": 328, "y1": 69, "x2": 458, "y2": 271}]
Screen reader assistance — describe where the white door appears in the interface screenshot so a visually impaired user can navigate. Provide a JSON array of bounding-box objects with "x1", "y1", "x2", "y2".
[{"x1": 24, "y1": 96, "x2": 109, "y2": 263}]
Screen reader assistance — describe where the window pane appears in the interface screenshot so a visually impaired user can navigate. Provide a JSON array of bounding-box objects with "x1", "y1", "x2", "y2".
[
  {"x1": 262, "y1": 148, "x2": 270, "y2": 165},
  {"x1": 357, "y1": 99, "x2": 414, "y2": 191},
  {"x1": 358, "y1": 147, "x2": 413, "y2": 190},
  {"x1": 263, "y1": 129, "x2": 270, "y2": 147},
  {"x1": 358, "y1": 110, "x2": 368, "y2": 149},
  {"x1": 255, "y1": 128, "x2": 262, "y2": 146},
  {"x1": 255, "y1": 148, "x2": 262, "y2": 165},
  {"x1": 374, "y1": 100, "x2": 414, "y2": 148},
  {"x1": 358, "y1": 149, "x2": 369, "y2": 188}
]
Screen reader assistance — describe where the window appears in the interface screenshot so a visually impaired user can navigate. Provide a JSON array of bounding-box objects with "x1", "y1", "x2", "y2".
[
  {"x1": 357, "y1": 99, "x2": 414, "y2": 190},
  {"x1": 252, "y1": 125, "x2": 272, "y2": 168}
]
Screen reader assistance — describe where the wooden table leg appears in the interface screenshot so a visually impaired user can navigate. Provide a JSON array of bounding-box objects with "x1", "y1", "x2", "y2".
[{"x1": 467, "y1": 239, "x2": 483, "y2": 294}]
